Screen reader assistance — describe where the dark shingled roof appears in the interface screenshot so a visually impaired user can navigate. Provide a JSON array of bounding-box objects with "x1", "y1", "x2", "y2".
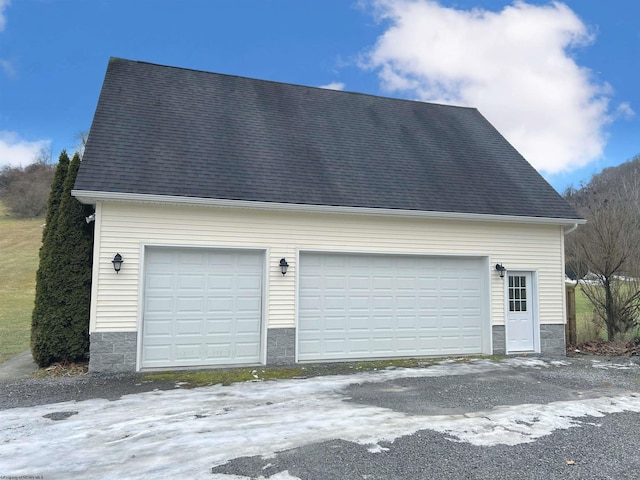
[{"x1": 75, "y1": 58, "x2": 581, "y2": 220}]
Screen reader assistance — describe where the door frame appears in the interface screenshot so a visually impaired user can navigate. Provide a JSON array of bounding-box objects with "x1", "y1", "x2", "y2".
[{"x1": 503, "y1": 270, "x2": 540, "y2": 354}]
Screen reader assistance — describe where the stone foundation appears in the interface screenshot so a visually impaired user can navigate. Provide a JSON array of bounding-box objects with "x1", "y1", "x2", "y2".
[
  {"x1": 89, "y1": 332, "x2": 137, "y2": 373},
  {"x1": 539, "y1": 324, "x2": 566, "y2": 356},
  {"x1": 491, "y1": 324, "x2": 566, "y2": 356},
  {"x1": 89, "y1": 324, "x2": 565, "y2": 373},
  {"x1": 491, "y1": 325, "x2": 506, "y2": 355},
  {"x1": 266, "y1": 328, "x2": 296, "y2": 365}
]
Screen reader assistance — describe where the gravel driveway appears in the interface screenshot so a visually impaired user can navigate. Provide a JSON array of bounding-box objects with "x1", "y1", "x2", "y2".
[{"x1": 1, "y1": 356, "x2": 639, "y2": 479}]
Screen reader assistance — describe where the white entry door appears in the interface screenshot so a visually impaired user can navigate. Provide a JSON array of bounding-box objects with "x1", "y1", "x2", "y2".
[{"x1": 506, "y1": 272, "x2": 535, "y2": 352}]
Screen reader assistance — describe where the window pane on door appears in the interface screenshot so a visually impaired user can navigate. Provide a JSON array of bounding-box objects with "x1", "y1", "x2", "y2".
[{"x1": 508, "y1": 276, "x2": 527, "y2": 312}]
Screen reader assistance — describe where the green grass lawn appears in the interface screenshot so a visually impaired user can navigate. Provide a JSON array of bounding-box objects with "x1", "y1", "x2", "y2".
[
  {"x1": 574, "y1": 285, "x2": 595, "y2": 343},
  {"x1": 0, "y1": 202, "x2": 44, "y2": 363},
  {"x1": 573, "y1": 284, "x2": 612, "y2": 343}
]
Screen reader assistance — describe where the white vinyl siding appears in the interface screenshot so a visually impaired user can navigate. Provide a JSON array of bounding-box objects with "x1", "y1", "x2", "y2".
[{"x1": 89, "y1": 202, "x2": 565, "y2": 335}]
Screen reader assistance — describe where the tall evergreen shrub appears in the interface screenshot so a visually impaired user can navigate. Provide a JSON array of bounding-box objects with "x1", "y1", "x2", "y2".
[
  {"x1": 31, "y1": 151, "x2": 69, "y2": 365},
  {"x1": 31, "y1": 152, "x2": 94, "y2": 366}
]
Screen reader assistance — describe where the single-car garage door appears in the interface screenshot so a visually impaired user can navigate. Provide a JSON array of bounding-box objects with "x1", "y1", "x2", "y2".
[
  {"x1": 141, "y1": 247, "x2": 263, "y2": 369},
  {"x1": 298, "y1": 253, "x2": 486, "y2": 361}
]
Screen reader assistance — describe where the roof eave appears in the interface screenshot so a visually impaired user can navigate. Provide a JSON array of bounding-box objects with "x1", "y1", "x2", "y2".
[{"x1": 72, "y1": 190, "x2": 586, "y2": 227}]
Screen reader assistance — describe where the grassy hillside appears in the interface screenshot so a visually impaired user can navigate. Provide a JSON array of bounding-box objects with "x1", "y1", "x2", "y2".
[{"x1": 0, "y1": 202, "x2": 44, "y2": 363}]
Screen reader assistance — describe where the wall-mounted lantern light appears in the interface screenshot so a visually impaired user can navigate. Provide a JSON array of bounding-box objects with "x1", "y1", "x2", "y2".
[
  {"x1": 112, "y1": 253, "x2": 124, "y2": 274},
  {"x1": 495, "y1": 263, "x2": 506, "y2": 278},
  {"x1": 279, "y1": 258, "x2": 289, "y2": 276}
]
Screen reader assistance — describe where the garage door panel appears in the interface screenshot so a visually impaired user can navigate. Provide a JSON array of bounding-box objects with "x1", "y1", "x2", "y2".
[
  {"x1": 371, "y1": 336, "x2": 393, "y2": 349},
  {"x1": 349, "y1": 276, "x2": 370, "y2": 290},
  {"x1": 205, "y1": 344, "x2": 232, "y2": 359},
  {"x1": 397, "y1": 336, "x2": 420, "y2": 351},
  {"x1": 351, "y1": 338, "x2": 376, "y2": 353},
  {"x1": 440, "y1": 278, "x2": 461, "y2": 290},
  {"x1": 148, "y1": 250, "x2": 173, "y2": 265},
  {"x1": 235, "y1": 319, "x2": 261, "y2": 334},
  {"x1": 206, "y1": 319, "x2": 232, "y2": 334},
  {"x1": 324, "y1": 339, "x2": 347, "y2": 354},
  {"x1": 300, "y1": 297, "x2": 321, "y2": 312},
  {"x1": 372, "y1": 316, "x2": 393, "y2": 330},
  {"x1": 396, "y1": 296, "x2": 417, "y2": 309},
  {"x1": 145, "y1": 296, "x2": 174, "y2": 314},
  {"x1": 396, "y1": 316, "x2": 417, "y2": 329},
  {"x1": 208, "y1": 297, "x2": 234, "y2": 312},
  {"x1": 143, "y1": 319, "x2": 172, "y2": 337},
  {"x1": 208, "y1": 276, "x2": 234, "y2": 291},
  {"x1": 462, "y1": 295, "x2": 481, "y2": 307},
  {"x1": 142, "y1": 248, "x2": 263, "y2": 369},
  {"x1": 144, "y1": 345, "x2": 172, "y2": 362},
  {"x1": 237, "y1": 274, "x2": 261, "y2": 287},
  {"x1": 462, "y1": 335, "x2": 481, "y2": 347},
  {"x1": 175, "y1": 344, "x2": 202, "y2": 360},
  {"x1": 298, "y1": 339, "x2": 321, "y2": 354},
  {"x1": 299, "y1": 253, "x2": 485, "y2": 361},
  {"x1": 177, "y1": 273, "x2": 205, "y2": 289},
  {"x1": 176, "y1": 297, "x2": 205, "y2": 312},
  {"x1": 418, "y1": 277, "x2": 438, "y2": 290},
  {"x1": 147, "y1": 274, "x2": 174, "y2": 289},
  {"x1": 343, "y1": 316, "x2": 366, "y2": 330},
  {"x1": 175, "y1": 318, "x2": 203, "y2": 336},
  {"x1": 348, "y1": 296, "x2": 369, "y2": 309},
  {"x1": 322, "y1": 317, "x2": 344, "y2": 331},
  {"x1": 206, "y1": 252, "x2": 231, "y2": 265},
  {"x1": 236, "y1": 296, "x2": 262, "y2": 311}
]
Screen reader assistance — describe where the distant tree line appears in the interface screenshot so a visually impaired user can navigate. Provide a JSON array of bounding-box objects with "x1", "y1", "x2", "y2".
[
  {"x1": 0, "y1": 158, "x2": 55, "y2": 218},
  {"x1": 1, "y1": 135, "x2": 86, "y2": 219}
]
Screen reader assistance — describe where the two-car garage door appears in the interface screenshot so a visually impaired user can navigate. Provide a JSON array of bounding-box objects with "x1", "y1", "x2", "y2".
[
  {"x1": 298, "y1": 253, "x2": 486, "y2": 361},
  {"x1": 141, "y1": 248, "x2": 263, "y2": 369}
]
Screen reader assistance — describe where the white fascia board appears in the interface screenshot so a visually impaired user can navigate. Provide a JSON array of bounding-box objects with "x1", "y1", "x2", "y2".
[{"x1": 71, "y1": 190, "x2": 586, "y2": 227}]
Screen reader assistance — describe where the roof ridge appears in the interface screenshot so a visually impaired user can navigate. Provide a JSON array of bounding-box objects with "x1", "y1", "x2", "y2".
[{"x1": 108, "y1": 56, "x2": 479, "y2": 112}]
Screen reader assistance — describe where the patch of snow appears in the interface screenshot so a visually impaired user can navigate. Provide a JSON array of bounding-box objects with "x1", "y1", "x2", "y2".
[
  {"x1": 591, "y1": 360, "x2": 638, "y2": 370},
  {"x1": 1, "y1": 358, "x2": 639, "y2": 479},
  {"x1": 367, "y1": 444, "x2": 390, "y2": 453},
  {"x1": 500, "y1": 357, "x2": 550, "y2": 368}
]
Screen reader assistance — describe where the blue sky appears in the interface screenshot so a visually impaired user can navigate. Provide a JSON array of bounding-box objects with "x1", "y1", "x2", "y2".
[{"x1": 0, "y1": 0, "x2": 638, "y2": 194}]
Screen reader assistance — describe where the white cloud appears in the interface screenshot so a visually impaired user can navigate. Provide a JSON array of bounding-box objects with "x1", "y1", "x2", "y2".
[
  {"x1": 615, "y1": 102, "x2": 635, "y2": 120},
  {"x1": 0, "y1": 131, "x2": 50, "y2": 169},
  {"x1": 363, "y1": 0, "x2": 614, "y2": 174},
  {"x1": 318, "y1": 81, "x2": 346, "y2": 91},
  {"x1": 0, "y1": 0, "x2": 9, "y2": 31}
]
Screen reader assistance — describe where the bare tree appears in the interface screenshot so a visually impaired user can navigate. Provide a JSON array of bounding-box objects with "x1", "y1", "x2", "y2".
[
  {"x1": 566, "y1": 187, "x2": 640, "y2": 340},
  {"x1": 34, "y1": 145, "x2": 53, "y2": 165},
  {"x1": 75, "y1": 130, "x2": 88, "y2": 158}
]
